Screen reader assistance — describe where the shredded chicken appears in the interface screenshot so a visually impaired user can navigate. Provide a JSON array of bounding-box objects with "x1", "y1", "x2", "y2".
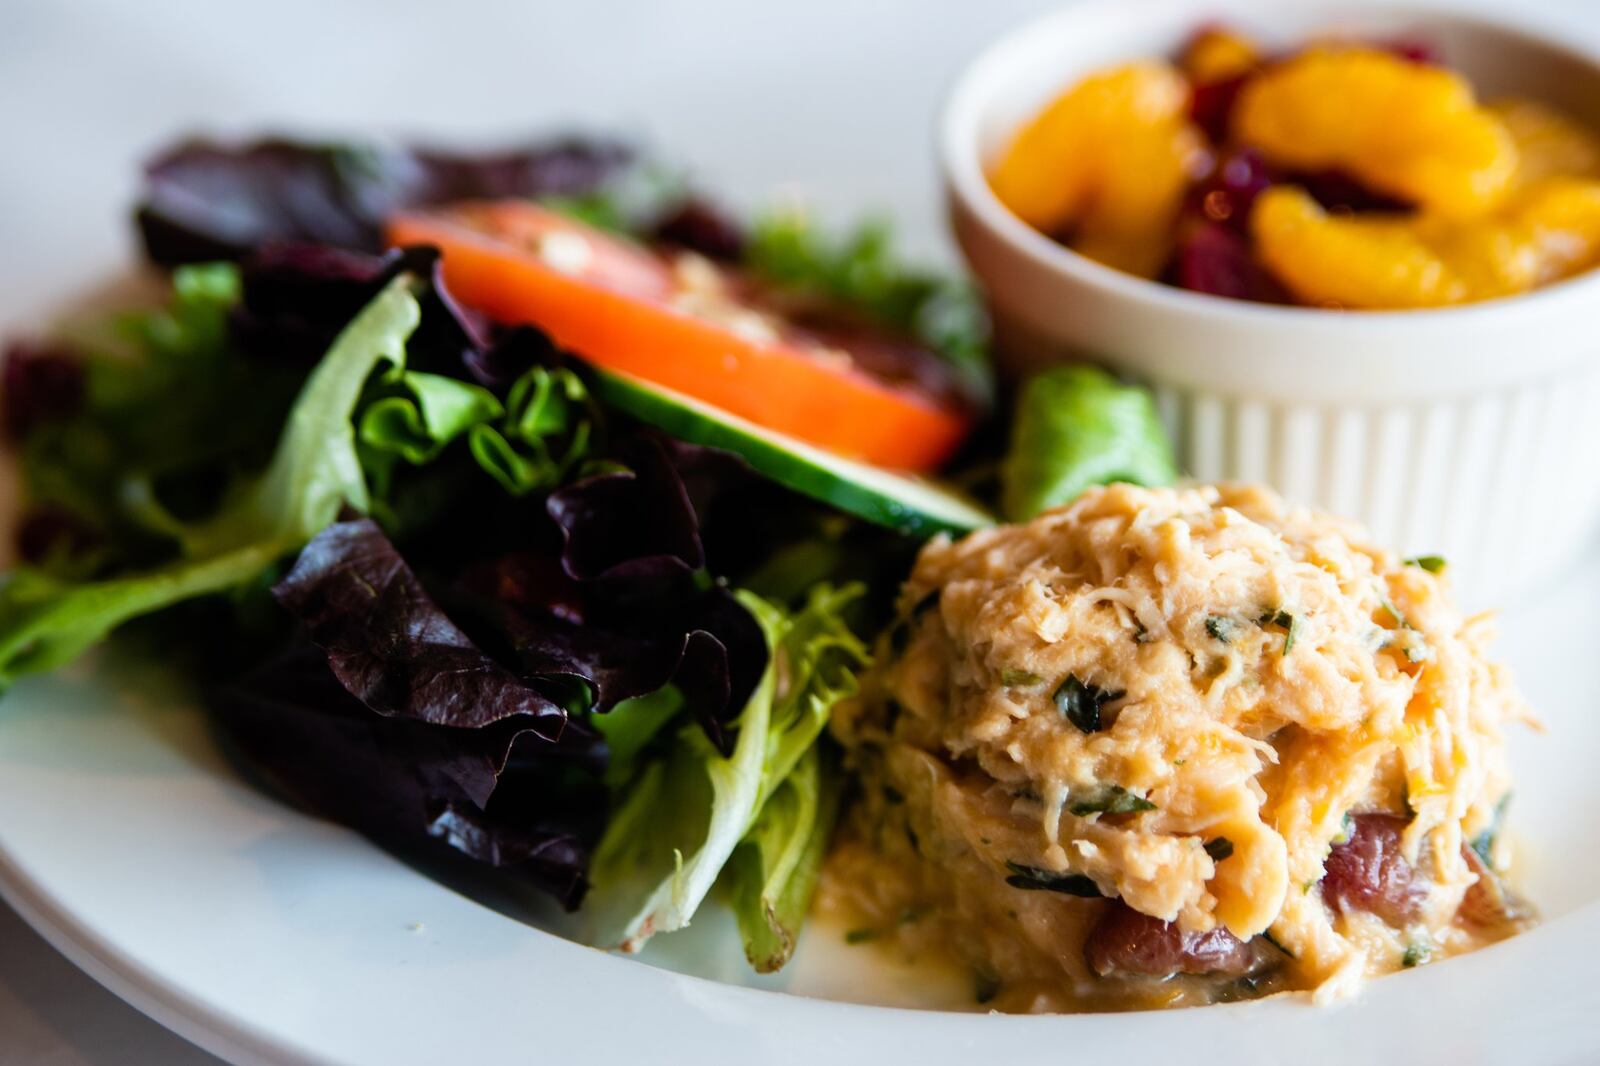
[{"x1": 823, "y1": 483, "x2": 1533, "y2": 1011}]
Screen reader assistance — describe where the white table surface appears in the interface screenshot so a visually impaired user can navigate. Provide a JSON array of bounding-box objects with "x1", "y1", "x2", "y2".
[{"x1": 0, "y1": 0, "x2": 1591, "y2": 1061}]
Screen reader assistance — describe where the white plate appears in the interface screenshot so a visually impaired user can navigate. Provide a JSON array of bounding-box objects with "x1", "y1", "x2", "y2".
[
  {"x1": 4, "y1": 0, "x2": 1599, "y2": 1061},
  {"x1": 0, "y1": 545, "x2": 1596, "y2": 1066}
]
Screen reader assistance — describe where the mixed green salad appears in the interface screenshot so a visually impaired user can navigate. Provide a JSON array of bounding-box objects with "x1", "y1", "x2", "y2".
[{"x1": 0, "y1": 135, "x2": 1174, "y2": 969}]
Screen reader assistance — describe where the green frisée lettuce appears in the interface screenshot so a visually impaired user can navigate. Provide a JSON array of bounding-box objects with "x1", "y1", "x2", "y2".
[
  {"x1": 747, "y1": 212, "x2": 992, "y2": 406},
  {"x1": 587, "y1": 585, "x2": 867, "y2": 953},
  {"x1": 21, "y1": 263, "x2": 300, "y2": 560},
  {"x1": 0, "y1": 274, "x2": 421, "y2": 687},
  {"x1": 1000, "y1": 365, "x2": 1178, "y2": 521}
]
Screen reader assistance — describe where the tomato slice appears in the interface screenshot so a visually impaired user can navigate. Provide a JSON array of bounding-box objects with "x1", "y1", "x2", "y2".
[{"x1": 386, "y1": 202, "x2": 972, "y2": 471}]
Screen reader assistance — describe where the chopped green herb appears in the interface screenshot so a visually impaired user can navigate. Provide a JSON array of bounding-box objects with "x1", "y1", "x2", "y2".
[
  {"x1": 1470, "y1": 794, "x2": 1511, "y2": 866},
  {"x1": 1258, "y1": 609, "x2": 1300, "y2": 655},
  {"x1": 898, "y1": 905, "x2": 931, "y2": 925},
  {"x1": 974, "y1": 971, "x2": 1001, "y2": 1004},
  {"x1": 844, "y1": 927, "x2": 880, "y2": 945},
  {"x1": 1403, "y1": 639, "x2": 1432, "y2": 664},
  {"x1": 1173, "y1": 757, "x2": 1187, "y2": 766},
  {"x1": 1261, "y1": 929, "x2": 1295, "y2": 959},
  {"x1": 1069, "y1": 785, "x2": 1157, "y2": 817},
  {"x1": 1333, "y1": 811, "x2": 1354, "y2": 845},
  {"x1": 1000, "y1": 667, "x2": 1043, "y2": 687},
  {"x1": 1204, "y1": 837, "x2": 1235, "y2": 862},
  {"x1": 1405, "y1": 555, "x2": 1447, "y2": 574},
  {"x1": 1376, "y1": 589, "x2": 1412, "y2": 630},
  {"x1": 1205, "y1": 615, "x2": 1243, "y2": 644},
  {"x1": 1053, "y1": 674, "x2": 1124, "y2": 733},
  {"x1": 1003, "y1": 861, "x2": 1103, "y2": 897},
  {"x1": 1401, "y1": 941, "x2": 1430, "y2": 968}
]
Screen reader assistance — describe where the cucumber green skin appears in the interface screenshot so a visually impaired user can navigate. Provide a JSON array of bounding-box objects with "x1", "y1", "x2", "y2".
[{"x1": 590, "y1": 371, "x2": 993, "y2": 538}]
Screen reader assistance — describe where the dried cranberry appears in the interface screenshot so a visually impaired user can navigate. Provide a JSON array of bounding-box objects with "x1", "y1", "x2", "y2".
[
  {"x1": 2, "y1": 341, "x2": 85, "y2": 441},
  {"x1": 1186, "y1": 148, "x2": 1274, "y2": 232},
  {"x1": 1386, "y1": 37, "x2": 1440, "y2": 65},
  {"x1": 1297, "y1": 169, "x2": 1413, "y2": 215},
  {"x1": 1086, "y1": 900, "x2": 1262, "y2": 978},
  {"x1": 1190, "y1": 72, "x2": 1252, "y2": 144},
  {"x1": 1171, "y1": 221, "x2": 1289, "y2": 304},
  {"x1": 1322, "y1": 813, "x2": 1428, "y2": 925}
]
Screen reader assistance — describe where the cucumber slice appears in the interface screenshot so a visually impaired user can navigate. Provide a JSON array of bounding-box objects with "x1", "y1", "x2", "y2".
[{"x1": 590, "y1": 370, "x2": 994, "y2": 537}]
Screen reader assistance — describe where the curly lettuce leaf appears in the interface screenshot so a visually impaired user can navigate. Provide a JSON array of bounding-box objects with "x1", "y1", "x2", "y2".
[
  {"x1": 586, "y1": 584, "x2": 866, "y2": 951},
  {"x1": 360, "y1": 371, "x2": 503, "y2": 465},
  {"x1": 1000, "y1": 365, "x2": 1178, "y2": 522},
  {"x1": 471, "y1": 366, "x2": 595, "y2": 494},
  {"x1": 20, "y1": 263, "x2": 304, "y2": 561},
  {"x1": 209, "y1": 437, "x2": 777, "y2": 910},
  {"x1": 211, "y1": 644, "x2": 603, "y2": 908},
  {"x1": 358, "y1": 363, "x2": 597, "y2": 503},
  {"x1": 137, "y1": 136, "x2": 636, "y2": 265},
  {"x1": 725, "y1": 745, "x2": 841, "y2": 972},
  {"x1": 0, "y1": 274, "x2": 420, "y2": 687},
  {"x1": 272, "y1": 516, "x2": 571, "y2": 746}
]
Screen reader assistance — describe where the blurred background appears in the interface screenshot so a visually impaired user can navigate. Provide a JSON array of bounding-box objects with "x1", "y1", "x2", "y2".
[
  {"x1": 1, "y1": 0, "x2": 1123, "y2": 330},
  {"x1": 0, "y1": 0, "x2": 1594, "y2": 1061}
]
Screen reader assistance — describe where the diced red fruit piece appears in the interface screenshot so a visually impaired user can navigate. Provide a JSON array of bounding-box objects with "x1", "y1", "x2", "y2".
[
  {"x1": 1172, "y1": 220, "x2": 1290, "y2": 303},
  {"x1": 1322, "y1": 813, "x2": 1428, "y2": 925},
  {"x1": 1297, "y1": 168, "x2": 1414, "y2": 214},
  {"x1": 1387, "y1": 37, "x2": 1440, "y2": 65},
  {"x1": 1190, "y1": 72, "x2": 1251, "y2": 144},
  {"x1": 1085, "y1": 900, "x2": 1262, "y2": 978},
  {"x1": 1186, "y1": 148, "x2": 1274, "y2": 232},
  {"x1": 2, "y1": 341, "x2": 84, "y2": 440}
]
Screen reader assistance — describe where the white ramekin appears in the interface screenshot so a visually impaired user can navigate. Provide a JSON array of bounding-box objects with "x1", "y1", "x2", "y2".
[{"x1": 941, "y1": 0, "x2": 1600, "y2": 607}]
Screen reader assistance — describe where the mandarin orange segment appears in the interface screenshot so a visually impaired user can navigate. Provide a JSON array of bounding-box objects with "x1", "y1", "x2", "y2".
[
  {"x1": 1502, "y1": 177, "x2": 1600, "y2": 284},
  {"x1": 1181, "y1": 27, "x2": 1261, "y2": 84},
  {"x1": 988, "y1": 61, "x2": 1204, "y2": 277},
  {"x1": 1233, "y1": 48, "x2": 1517, "y2": 218},
  {"x1": 1251, "y1": 180, "x2": 1600, "y2": 309},
  {"x1": 1490, "y1": 98, "x2": 1600, "y2": 188},
  {"x1": 1250, "y1": 186, "x2": 1468, "y2": 308}
]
